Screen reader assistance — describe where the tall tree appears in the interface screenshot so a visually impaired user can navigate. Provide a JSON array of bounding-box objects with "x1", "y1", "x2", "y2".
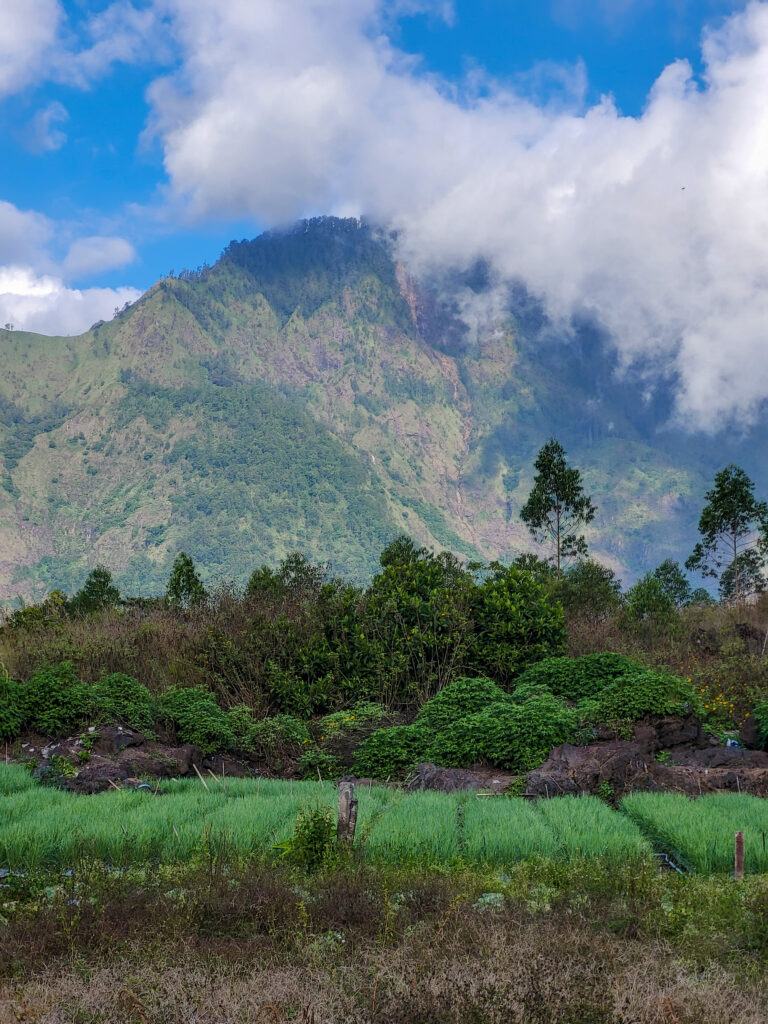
[
  {"x1": 166, "y1": 552, "x2": 208, "y2": 610},
  {"x1": 520, "y1": 438, "x2": 596, "y2": 578},
  {"x1": 69, "y1": 565, "x2": 120, "y2": 616},
  {"x1": 685, "y1": 465, "x2": 768, "y2": 601}
]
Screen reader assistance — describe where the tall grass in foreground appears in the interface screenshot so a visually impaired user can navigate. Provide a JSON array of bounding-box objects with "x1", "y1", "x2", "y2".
[
  {"x1": 0, "y1": 764, "x2": 36, "y2": 795},
  {"x1": 622, "y1": 793, "x2": 768, "y2": 874}
]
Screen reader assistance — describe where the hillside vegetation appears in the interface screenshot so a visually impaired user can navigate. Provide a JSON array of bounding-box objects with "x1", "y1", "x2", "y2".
[{"x1": 4, "y1": 217, "x2": 768, "y2": 601}]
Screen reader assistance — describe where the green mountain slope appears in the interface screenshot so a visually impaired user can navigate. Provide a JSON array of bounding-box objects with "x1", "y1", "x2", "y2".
[{"x1": 1, "y1": 217, "x2": 765, "y2": 601}]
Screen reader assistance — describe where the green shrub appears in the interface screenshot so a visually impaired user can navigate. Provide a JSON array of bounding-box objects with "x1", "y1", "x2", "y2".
[
  {"x1": 0, "y1": 674, "x2": 27, "y2": 740},
  {"x1": 415, "y1": 676, "x2": 510, "y2": 734},
  {"x1": 317, "y1": 701, "x2": 385, "y2": 736},
  {"x1": 551, "y1": 559, "x2": 622, "y2": 620},
  {"x1": 299, "y1": 748, "x2": 343, "y2": 780},
  {"x1": 246, "y1": 713, "x2": 312, "y2": 767},
  {"x1": 621, "y1": 575, "x2": 682, "y2": 635},
  {"x1": 352, "y1": 725, "x2": 427, "y2": 779},
  {"x1": 91, "y1": 673, "x2": 156, "y2": 734},
  {"x1": 24, "y1": 662, "x2": 92, "y2": 737},
  {"x1": 584, "y1": 670, "x2": 702, "y2": 725},
  {"x1": 277, "y1": 803, "x2": 336, "y2": 871},
  {"x1": 428, "y1": 693, "x2": 578, "y2": 772},
  {"x1": 225, "y1": 704, "x2": 257, "y2": 752},
  {"x1": 513, "y1": 653, "x2": 640, "y2": 703},
  {"x1": 469, "y1": 565, "x2": 567, "y2": 684},
  {"x1": 508, "y1": 679, "x2": 553, "y2": 703},
  {"x1": 158, "y1": 685, "x2": 234, "y2": 754}
]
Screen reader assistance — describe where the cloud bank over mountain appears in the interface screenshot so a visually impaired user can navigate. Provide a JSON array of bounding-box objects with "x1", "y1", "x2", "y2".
[
  {"x1": 143, "y1": 0, "x2": 768, "y2": 431},
  {"x1": 3, "y1": 0, "x2": 768, "y2": 432}
]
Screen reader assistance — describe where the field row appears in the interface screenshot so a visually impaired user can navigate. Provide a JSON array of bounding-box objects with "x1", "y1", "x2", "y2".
[{"x1": 1, "y1": 766, "x2": 767, "y2": 874}]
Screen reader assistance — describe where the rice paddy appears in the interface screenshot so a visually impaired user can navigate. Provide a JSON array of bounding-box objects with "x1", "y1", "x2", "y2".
[{"x1": 1, "y1": 765, "x2": 766, "y2": 873}]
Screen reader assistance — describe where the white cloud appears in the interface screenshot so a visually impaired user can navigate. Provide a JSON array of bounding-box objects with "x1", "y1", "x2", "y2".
[
  {"x1": 63, "y1": 236, "x2": 136, "y2": 278},
  {"x1": 0, "y1": 267, "x2": 140, "y2": 336},
  {"x1": 0, "y1": 0, "x2": 171, "y2": 99},
  {"x1": 0, "y1": 201, "x2": 138, "y2": 334},
  {"x1": 64, "y1": 0, "x2": 173, "y2": 87},
  {"x1": 25, "y1": 101, "x2": 69, "y2": 153},
  {"x1": 0, "y1": 201, "x2": 54, "y2": 267},
  {"x1": 141, "y1": 0, "x2": 768, "y2": 430},
  {"x1": 0, "y1": 0, "x2": 63, "y2": 98}
]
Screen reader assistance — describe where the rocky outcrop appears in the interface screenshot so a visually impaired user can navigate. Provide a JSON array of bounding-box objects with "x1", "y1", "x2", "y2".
[{"x1": 525, "y1": 716, "x2": 768, "y2": 799}]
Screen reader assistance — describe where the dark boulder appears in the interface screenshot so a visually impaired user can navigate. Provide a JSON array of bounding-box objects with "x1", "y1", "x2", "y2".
[
  {"x1": 91, "y1": 725, "x2": 145, "y2": 755},
  {"x1": 406, "y1": 763, "x2": 485, "y2": 793},
  {"x1": 739, "y1": 716, "x2": 765, "y2": 751}
]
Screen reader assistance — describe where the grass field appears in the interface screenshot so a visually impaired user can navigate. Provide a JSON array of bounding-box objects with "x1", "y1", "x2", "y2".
[
  {"x1": 622, "y1": 792, "x2": 768, "y2": 874},
  {"x1": 2, "y1": 765, "x2": 767, "y2": 874}
]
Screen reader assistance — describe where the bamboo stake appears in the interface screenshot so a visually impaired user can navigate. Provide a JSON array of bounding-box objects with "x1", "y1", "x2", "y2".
[{"x1": 193, "y1": 763, "x2": 210, "y2": 791}]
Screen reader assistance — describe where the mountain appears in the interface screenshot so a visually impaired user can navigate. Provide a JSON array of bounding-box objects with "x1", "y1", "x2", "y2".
[{"x1": 1, "y1": 216, "x2": 766, "y2": 602}]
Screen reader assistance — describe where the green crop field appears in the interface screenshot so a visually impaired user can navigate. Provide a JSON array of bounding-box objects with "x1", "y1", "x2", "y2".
[
  {"x1": 622, "y1": 792, "x2": 768, "y2": 874},
  {"x1": 0, "y1": 765, "x2": 650, "y2": 870},
  {"x1": 3, "y1": 766, "x2": 767, "y2": 874}
]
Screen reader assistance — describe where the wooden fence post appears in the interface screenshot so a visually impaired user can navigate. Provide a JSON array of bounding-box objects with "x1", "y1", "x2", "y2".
[
  {"x1": 734, "y1": 831, "x2": 745, "y2": 880},
  {"x1": 337, "y1": 780, "x2": 358, "y2": 844}
]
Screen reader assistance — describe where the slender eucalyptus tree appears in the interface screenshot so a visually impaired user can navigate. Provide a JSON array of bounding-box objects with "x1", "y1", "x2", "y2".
[
  {"x1": 685, "y1": 465, "x2": 768, "y2": 601},
  {"x1": 520, "y1": 438, "x2": 596, "y2": 578}
]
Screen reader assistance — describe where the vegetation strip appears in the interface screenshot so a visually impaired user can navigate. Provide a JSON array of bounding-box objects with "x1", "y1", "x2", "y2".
[{"x1": 5, "y1": 764, "x2": 767, "y2": 875}]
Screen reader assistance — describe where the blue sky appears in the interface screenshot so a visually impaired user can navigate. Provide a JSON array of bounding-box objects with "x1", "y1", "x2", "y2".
[{"x1": 2, "y1": 0, "x2": 767, "y2": 431}]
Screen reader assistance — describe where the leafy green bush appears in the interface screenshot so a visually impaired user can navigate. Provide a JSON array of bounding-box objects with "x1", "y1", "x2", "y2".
[
  {"x1": 277, "y1": 803, "x2": 336, "y2": 871},
  {"x1": 469, "y1": 565, "x2": 567, "y2": 684},
  {"x1": 224, "y1": 704, "x2": 257, "y2": 752},
  {"x1": 317, "y1": 701, "x2": 385, "y2": 736},
  {"x1": 415, "y1": 676, "x2": 510, "y2": 734},
  {"x1": 513, "y1": 653, "x2": 641, "y2": 703},
  {"x1": 0, "y1": 674, "x2": 27, "y2": 740},
  {"x1": 352, "y1": 725, "x2": 427, "y2": 779},
  {"x1": 246, "y1": 713, "x2": 311, "y2": 767},
  {"x1": 428, "y1": 693, "x2": 578, "y2": 772},
  {"x1": 24, "y1": 662, "x2": 92, "y2": 737},
  {"x1": 299, "y1": 748, "x2": 343, "y2": 780},
  {"x1": 91, "y1": 673, "x2": 156, "y2": 734},
  {"x1": 583, "y1": 670, "x2": 702, "y2": 725},
  {"x1": 622, "y1": 575, "x2": 681, "y2": 632},
  {"x1": 551, "y1": 559, "x2": 622, "y2": 620},
  {"x1": 158, "y1": 685, "x2": 234, "y2": 754}
]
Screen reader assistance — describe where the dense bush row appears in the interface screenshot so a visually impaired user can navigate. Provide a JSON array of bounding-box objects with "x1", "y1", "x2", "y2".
[
  {"x1": 0, "y1": 652, "x2": 707, "y2": 781},
  {"x1": 352, "y1": 655, "x2": 704, "y2": 778},
  {"x1": 3, "y1": 537, "x2": 766, "y2": 781},
  {"x1": 2, "y1": 539, "x2": 566, "y2": 714},
  {"x1": 0, "y1": 661, "x2": 328, "y2": 763}
]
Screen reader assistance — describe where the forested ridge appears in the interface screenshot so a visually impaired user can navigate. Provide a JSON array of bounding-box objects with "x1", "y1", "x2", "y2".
[{"x1": 2, "y1": 216, "x2": 768, "y2": 601}]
